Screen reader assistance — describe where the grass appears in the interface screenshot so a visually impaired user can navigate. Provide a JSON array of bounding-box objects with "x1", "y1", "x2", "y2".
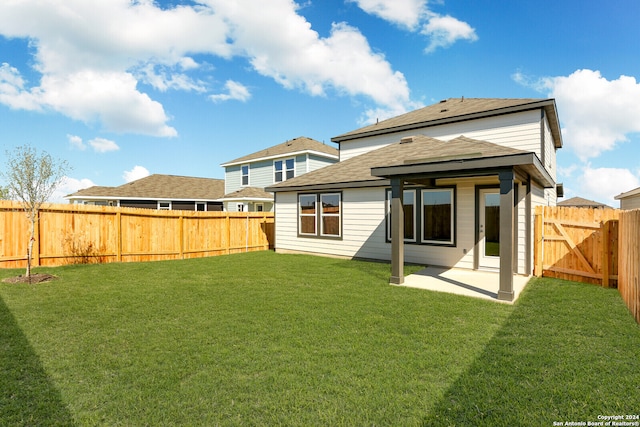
[{"x1": 1, "y1": 251, "x2": 638, "y2": 426}]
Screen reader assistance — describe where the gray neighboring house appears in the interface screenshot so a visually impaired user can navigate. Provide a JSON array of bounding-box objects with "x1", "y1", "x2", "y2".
[
  {"x1": 558, "y1": 196, "x2": 612, "y2": 209},
  {"x1": 267, "y1": 98, "x2": 563, "y2": 301},
  {"x1": 219, "y1": 136, "x2": 339, "y2": 212},
  {"x1": 614, "y1": 186, "x2": 640, "y2": 210},
  {"x1": 65, "y1": 174, "x2": 225, "y2": 211}
]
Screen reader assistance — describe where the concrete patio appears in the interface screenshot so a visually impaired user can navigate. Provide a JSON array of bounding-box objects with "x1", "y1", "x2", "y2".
[{"x1": 398, "y1": 266, "x2": 532, "y2": 304}]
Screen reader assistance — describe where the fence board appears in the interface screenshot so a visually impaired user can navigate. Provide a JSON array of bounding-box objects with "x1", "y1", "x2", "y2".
[
  {"x1": 618, "y1": 209, "x2": 640, "y2": 323},
  {"x1": 0, "y1": 200, "x2": 274, "y2": 268}
]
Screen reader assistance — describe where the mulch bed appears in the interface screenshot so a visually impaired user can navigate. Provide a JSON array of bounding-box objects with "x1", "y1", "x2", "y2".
[{"x1": 2, "y1": 273, "x2": 57, "y2": 284}]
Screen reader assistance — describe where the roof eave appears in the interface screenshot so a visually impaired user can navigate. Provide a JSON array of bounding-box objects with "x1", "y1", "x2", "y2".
[
  {"x1": 220, "y1": 149, "x2": 339, "y2": 168},
  {"x1": 372, "y1": 152, "x2": 555, "y2": 188},
  {"x1": 332, "y1": 99, "x2": 563, "y2": 149}
]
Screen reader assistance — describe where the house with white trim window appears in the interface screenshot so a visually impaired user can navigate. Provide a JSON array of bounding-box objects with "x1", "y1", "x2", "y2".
[
  {"x1": 266, "y1": 98, "x2": 563, "y2": 301},
  {"x1": 219, "y1": 136, "x2": 339, "y2": 212}
]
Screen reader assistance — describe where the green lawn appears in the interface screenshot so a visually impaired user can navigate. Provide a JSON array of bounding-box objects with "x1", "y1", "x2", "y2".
[{"x1": 1, "y1": 251, "x2": 638, "y2": 426}]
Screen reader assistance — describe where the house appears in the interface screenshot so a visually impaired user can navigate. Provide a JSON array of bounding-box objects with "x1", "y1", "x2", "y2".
[
  {"x1": 267, "y1": 98, "x2": 563, "y2": 301},
  {"x1": 614, "y1": 186, "x2": 640, "y2": 210},
  {"x1": 558, "y1": 196, "x2": 612, "y2": 209},
  {"x1": 219, "y1": 136, "x2": 339, "y2": 212},
  {"x1": 65, "y1": 174, "x2": 225, "y2": 211}
]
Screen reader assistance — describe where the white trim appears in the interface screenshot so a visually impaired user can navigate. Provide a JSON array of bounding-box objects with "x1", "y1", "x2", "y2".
[
  {"x1": 220, "y1": 149, "x2": 338, "y2": 167},
  {"x1": 158, "y1": 201, "x2": 172, "y2": 210}
]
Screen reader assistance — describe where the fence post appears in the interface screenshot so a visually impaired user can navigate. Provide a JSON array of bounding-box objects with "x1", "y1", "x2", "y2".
[
  {"x1": 534, "y1": 209, "x2": 543, "y2": 276},
  {"x1": 179, "y1": 215, "x2": 184, "y2": 259},
  {"x1": 602, "y1": 221, "x2": 610, "y2": 287},
  {"x1": 226, "y1": 214, "x2": 231, "y2": 255},
  {"x1": 116, "y1": 211, "x2": 122, "y2": 262},
  {"x1": 33, "y1": 209, "x2": 41, "y2": 267}
]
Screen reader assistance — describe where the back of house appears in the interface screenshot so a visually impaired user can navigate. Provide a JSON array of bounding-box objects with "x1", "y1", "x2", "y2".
[{"x1": 267, "y1": 98, "x2": 562, "y2": 298}]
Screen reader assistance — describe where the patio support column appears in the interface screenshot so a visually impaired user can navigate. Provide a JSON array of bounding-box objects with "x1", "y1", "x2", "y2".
[
  {"x1": 390, "y1": 178, "x2": 404, "y2": 284},
  {"x1": 498, "y1": 170, "x2": 515, "y2": 301}
]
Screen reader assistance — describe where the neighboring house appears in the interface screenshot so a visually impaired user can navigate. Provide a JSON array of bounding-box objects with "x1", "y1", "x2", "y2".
[
  {"x1": 65, "y1": 174, "x2": 225, "y2": 211},
  {"x1": 219, "y1": 136, "x2": 339, "y2": 212},
  {"x1": 614, "y1": 186, "x2": 640, "y2": 210},
  {"x1": 267, "y1": 98, "x2": 563, "y2": 301},
  {"x1": 558, "y1": 196, "x2": 612, "y2": 209}
]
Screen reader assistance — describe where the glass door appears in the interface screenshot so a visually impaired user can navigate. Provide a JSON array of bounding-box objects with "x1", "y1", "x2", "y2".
[{"x1": 479, "y1": 189, "x2": 500, "y2": 269}]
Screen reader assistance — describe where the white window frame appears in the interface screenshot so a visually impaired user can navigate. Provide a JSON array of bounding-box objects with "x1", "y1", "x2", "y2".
[
  {"x1": 241, "y1": 164, "x2": 249, "y2": 186},
  {"x1": 196, "y1": 202, "x2": 206, "y2": 211},
  {"x1": 274, "y1": 158, "x2": 295, "y2": 183},
  {"x1": 255, "y1": 203, "x2": 264, "y2": 212},
  {"x1": 158, "y1": 201, "x2": 172, "y2": 210}
]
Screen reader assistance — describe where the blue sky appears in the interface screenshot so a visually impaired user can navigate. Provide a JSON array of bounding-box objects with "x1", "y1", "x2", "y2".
[{"x1": 1, "y1": 0, "x2": 639, "y2": 206}]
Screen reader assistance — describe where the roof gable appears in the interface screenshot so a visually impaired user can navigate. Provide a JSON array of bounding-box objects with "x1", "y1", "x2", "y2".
[
  {"x1": 66, "y1": 174, "x2": 225, "y2": 200},
  {"x1": 332, "y1": 98, "x2": 562, "y2": 149},
  {"x1": 221, "y1": 136, "x2": 338, "y2": 167}
]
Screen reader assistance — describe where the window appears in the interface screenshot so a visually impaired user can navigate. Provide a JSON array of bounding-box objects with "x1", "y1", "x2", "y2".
[
  {"x1": 386, "y1": 187, "x2": 455, "y2": 246},
  {"x1": 422, "y1": 189, "x2": 454, "y2": 244},
  {"x1": 298, "y1": 193, "x2": 341, "y2": 238},
  {"x1": 299, "y1": 194, "x2": 317, "y2": 235},
  {"x1": 241, "y1": 165, "x2": 249, "y2": 186},
  {"x1": 274, "y1": 158, "x2": 295, "y2": 182},
  {"x1": 196, "y1": 202, "x2": 206, "y2": 211},
  {"x1": 158, "y1": 201, "x2": 171, "y2": 210},
  {"x1": 255, "y1": 203, "x2": 264, "y2": 212},
  {"x1": 386, "y1": 189, "x2": 416, "y2": 242}
]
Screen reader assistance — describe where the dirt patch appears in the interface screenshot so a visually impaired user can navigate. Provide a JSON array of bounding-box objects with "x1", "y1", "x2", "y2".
[{"x1": 2, "y1": 273, "x2": 57, "y2": 284}]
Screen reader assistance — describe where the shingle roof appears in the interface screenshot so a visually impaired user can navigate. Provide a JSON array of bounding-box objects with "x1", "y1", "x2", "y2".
[
  {"x1": 221, "y1": 136, "x2": 338, "y2": 166},
  {"x1": 221, "y1": 187, "x2": 274, "y2": 200},
  {"x1": 558, "y1": 196, "x2": 612, "y2": 208},
  {"x1": 65, "y1": 174, "x2": 225, "y2": 200},
  {"x1": 267, "y1": 135, "x2": 530, "y2": 192},
  {"x1": 332, "y1": 98, "x2": 562, "y2": 148}
]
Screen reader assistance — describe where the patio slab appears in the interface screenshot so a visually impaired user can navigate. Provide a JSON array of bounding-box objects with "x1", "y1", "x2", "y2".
[{"x1": 398, "y1": 266, "x2": 531, "y2": 304}]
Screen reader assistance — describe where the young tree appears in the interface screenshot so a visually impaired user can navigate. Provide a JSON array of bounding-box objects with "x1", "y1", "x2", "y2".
[{"x1": 1, "y1": 145, "x2": 70, "y2": 277}]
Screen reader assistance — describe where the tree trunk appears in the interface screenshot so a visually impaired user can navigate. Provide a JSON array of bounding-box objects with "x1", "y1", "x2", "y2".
[{"x1": 26, "y1": 216, "x2": 35, "y2": 278}]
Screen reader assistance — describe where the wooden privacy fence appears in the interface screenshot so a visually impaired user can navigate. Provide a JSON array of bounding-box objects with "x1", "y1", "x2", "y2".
[
  {"x1": 534, "y1": 206, "x2": 620, "y2": 286},
  {"x1": 618, "y1": 209, "x2": 640, "y2": 323},
  {"x1": 0, "y1": 200, "x2": 274, "y2": 268},
  {"x1": 534, "y1": 205, "x2": 640, "y2": 324}
]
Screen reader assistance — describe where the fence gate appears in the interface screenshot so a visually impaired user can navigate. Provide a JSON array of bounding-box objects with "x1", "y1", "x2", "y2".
[{"x1": 534, "y1": 206, "x2": 619, "y2": 287}]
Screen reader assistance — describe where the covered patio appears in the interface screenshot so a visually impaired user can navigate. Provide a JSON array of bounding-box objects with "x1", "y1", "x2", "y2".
[
  {"x1": 399, "y1": 266, "x2": 531, "y2": 303},
  {"x1": 371, "y1": 135, "x2": 554, "y2": 302}
]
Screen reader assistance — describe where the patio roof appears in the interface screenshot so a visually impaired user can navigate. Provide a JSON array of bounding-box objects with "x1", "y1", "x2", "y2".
[{"x1": 267, "y1": 135, "x2": 554, "y2": 193}]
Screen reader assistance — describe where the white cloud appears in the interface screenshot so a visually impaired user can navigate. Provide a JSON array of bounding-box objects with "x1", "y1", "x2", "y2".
[
  {"x1": 88, "y1": 137, "x2": 120, "y2": 153},
  {"x1": 215, "y1": 2, "x2": 413, "y2": 112},
  {"x1": 50, "y1": 176, "x2": 96, "y2": 204},
  {"x1": 520, "y1": 69, "x2": 640, "y2": 161},
  {"x1": 347, "y1": 0, "x2": 427, "y2": 29},
  {"x1": 349, "y1": 0, "x2": 477, "y2": 52},
  {"x1": 578, "y1": 166, "x2": 640, "y2": 206},
  {"x1": 210, "y1": 80, "x2": 251, "y2": 103},
  {"x1": 67, "y1": 134, "x2": 86, "y2": 151},
  {"x1": 421, "y1": 14, "x2": 478, "y2": 53},
  {"x1": 123, "y1": 165, "x2": 150, "y2": 183},
  {"x1": 0, "y1": 0, "x2": 420, "y2": 134}
]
